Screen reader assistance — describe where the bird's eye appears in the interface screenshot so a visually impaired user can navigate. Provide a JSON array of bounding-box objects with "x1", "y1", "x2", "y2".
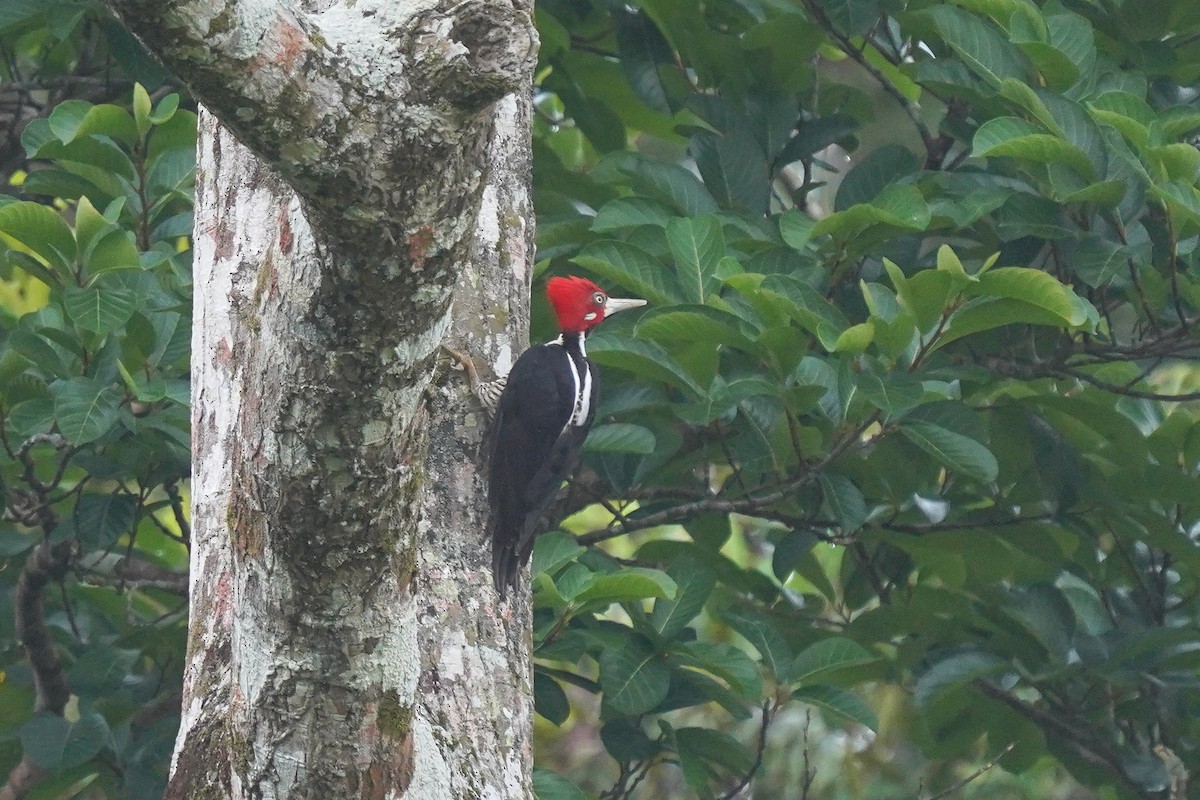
[{"x1": 593, "y1": 292, "x2": 606, "y2": 305}]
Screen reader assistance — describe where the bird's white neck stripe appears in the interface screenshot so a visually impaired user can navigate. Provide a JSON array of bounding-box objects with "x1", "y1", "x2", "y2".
[
  {"x1": 548, "y1": 332, "x2": 586, "y2": 357},
  {"x1": 550, "y1": 334, "x2": 592, "y2": 427},
  {"x1": 573, "y1": 362, "x2": 593, "y2": 426}
]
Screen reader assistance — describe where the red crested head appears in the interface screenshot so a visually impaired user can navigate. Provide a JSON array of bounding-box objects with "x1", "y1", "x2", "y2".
[{"x1": 546, "y1": 276, "x2": 646, "y2": 334}]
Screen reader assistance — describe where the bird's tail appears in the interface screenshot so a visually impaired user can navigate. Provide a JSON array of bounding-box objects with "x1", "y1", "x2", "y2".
[{"x1": 491, "y1": 521, "x2": 519, "y2": 599}]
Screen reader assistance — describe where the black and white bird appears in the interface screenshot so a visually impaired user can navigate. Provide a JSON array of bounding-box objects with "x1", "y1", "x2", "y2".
[{"x1": 486, "y1": 276, "x2": 645, "y2": 597}]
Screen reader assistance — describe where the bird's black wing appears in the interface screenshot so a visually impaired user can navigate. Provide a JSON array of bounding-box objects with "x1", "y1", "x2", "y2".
[{"x1": 488, "y1": 345, "x2": 584, "y2": 596}]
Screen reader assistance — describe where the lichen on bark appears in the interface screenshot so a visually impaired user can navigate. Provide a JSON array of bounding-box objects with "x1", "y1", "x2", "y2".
[{"x1": 110, "y1": 2, "x2": 538, "y2": 798}]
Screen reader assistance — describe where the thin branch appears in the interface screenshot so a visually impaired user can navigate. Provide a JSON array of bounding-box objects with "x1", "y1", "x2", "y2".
[
  {"x1": 972, "y1": 680, "x2": 1150, "y2": 797},
  {"x1": 0, "y1": 758, "x2": 46, "y2": 800},
  {"x1": 2, "y1": 542, "x2": 77, "y2": 800},
  {"x1": 579, "y1": 418, "x2": 877, "y2": 546},
  {"x1": 918, "y1": 742, "x2": 1015, "y2": 800},
  {"x1": 15, "y1": 542, "x2": 75, "y2": 712},
  {"x1": 799, "y1": 0, "x2": 940, "y2": 166},
  {"x1": 986, "y1": 356, "x2": 1200, "y2": 402},
  {"x1": 78, "y1": 556, "x2": 189, "y2": 597},
  {"x1": 718, "y1": 701, "x2": 775, "y2": 800}
]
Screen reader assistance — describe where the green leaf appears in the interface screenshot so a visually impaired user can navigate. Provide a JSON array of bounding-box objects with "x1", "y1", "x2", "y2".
[
  {"x1": 151, "y1": 92, "x2": 181, "y2": 124},
  {"x1": 635, "y1": 306, "x2": 758, "y2": 352},
  {"x1": 666, "y1": 216, "x2": 723, "y2": 302},
  {"x1": 615, "y1": 154, "x2": 720, "y2": 216},
  {"x1": 74, "y1": 492, "x2": 138, "y2": 548},
  {"x1": 999, "y1": 583, "x2": 1077, "y2": 663},
  {"x1": 856, "y1": 368, "x2": 924, "y2": 418},
  {"x1": 0, "y1": 201, "x2": 76, "y2": 275},
  {"x1": 67, "y1": 645, "x2": 139, "y2": 695},
  {"x1": 776, "y1": 114, "x2": 858, "y2": 166},
  {"x1": 1073, "y1": 236, "x2": 1127, "y2": 287},
  {"x1": 788, "y1": 637, "x2": 877, "y2": 685},
  {"x1": 575, "y1": 568, "x2": 677, "y2": 604},
  {"x1": 972, "y1": 117, "x2": 1094, "y2": 178},
  {"x1": 690, "y1": 129, "x2": 770, "y2": 215},
  {"x1": 814, "y1": 0, "x2": 884, "y2": 36},
  {"x1": 0, "y1": 0, "x2": 44, "y2": 31},
  {"x1": 901, "y1": 421, "x2": 999, "y2": 483},
  {"x1": 588, "y1": 333, "x2": 705, "y2": 398},
  {"x1": 812, "y1": 184, "x2": 931, "y2": 240},
  {"x1": 530, "y1": 532, "x2": 580, "y2": 582},
  {"x1": 63, "y1": 286, "x2": 137, "y2": 334},
  {"x1": 818, "y1": 474, "x2": 868, "y2": 531},
  {"x1": 835, "y1": 144, "x2": 919, "y2": 211},
  {"x1": 49, "y1": 100, "x2": 138, "y2": 148},
  {"x1": 675, "y1": 727, "x2": 755, "y2": 775},
  {"x1": 779, "y1": 210, "x2": 817, "y2": 252},
  {"x1": 20, "y1": 711, "x2": 111, "y2": 770},
  {"x1": 72, "y1": 195, "x2": 109, "y2": 255},
  {"x1": 572, "y1": 240, "x2": 680, "y2": 305},
  {"x1": 921, "y1": 5, "x2": 1030, "y2": 85},
  {"x1": 554, "y1": 563, "x2": 594, "y2": 602},
  {"x1": 133, "y1": 83, "x2": 153, "y2": 139},
  {"x1": 937, "y1": 297, "x2": 1082, "y2": 348},
  {"x1": 600, "y1": 638, "x2": 671, "y2": 715},
  {"x1": 915, "y1": 649, "x2": 1007, "y2": 706},
  {"x1": 969, "y1": 267, "x2": 1091, "y2": 326},
  {"x1": 591, "y1": 198, "x2": 673, "y2": 232},
  {"x1": 678, "y1": 642, "x2": 762, "y2": 699},
  {"x1": 723, "y1": 613, "x2": 792, "y2": 680},
  {"x1": 84, "y1": 228, "x2": 141, "y2": 279},
  {"x1": 53, "y1": 378, "x2": 122, "y2": 444},
  {"x1": 534, "y1": 672, "x2": 571, "y2": 726},
  {"x1": 584, "y1": 423, "x2": 656, "y2": 454},
  {"x1": 649, "y1": 555, "x2": 715, "y2": 639},
  {"x1": 600, "y1": 719, "x2": 661, "y2": 762},
  {"x1": 772, "y1": 529, "x2": 817, "y2": 581},
  {"x1": 1016, "y1": 41, "x2": 1078, "y2": 91},
  {"x1": 533, "y1": 769, "x2": 590, "y2": 800},
  {"x1": 829, "y1": 322, "x2": 874, "y2": 354},
  {"x1": 792, "y1": 685, "x2": 878, "y2": 730}
]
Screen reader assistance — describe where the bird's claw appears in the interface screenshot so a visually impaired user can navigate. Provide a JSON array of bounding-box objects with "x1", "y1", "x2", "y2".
[{"x1": 441, "y1": 345, "x2": 482, "y2": 393}]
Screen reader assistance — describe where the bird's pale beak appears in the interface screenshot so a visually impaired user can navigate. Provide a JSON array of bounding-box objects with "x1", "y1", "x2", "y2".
[{"x1": 604, "y1": 297, "x2": 647, "y2": 316}]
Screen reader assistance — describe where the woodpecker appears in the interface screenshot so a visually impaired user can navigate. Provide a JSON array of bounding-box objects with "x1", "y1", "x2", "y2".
[{"x1": 486, "y1": 276, "x2": 645, "y2": 598}]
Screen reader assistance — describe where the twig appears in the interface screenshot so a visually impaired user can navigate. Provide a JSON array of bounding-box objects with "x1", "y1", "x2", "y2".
[
  {"x1": 800, "y1": 709, "x2": 816, "y2": 800},
  {"x1": 0, "y1": 758, "x2": 46, "y2": 800},
  {"x1": 1, "y1": 542, "x2": 77, "y2": 800},
  {"x1": 985, "y1": 356, "x2": 1200, "y2": 402},
  {"x1": 719, "y1": 701, "x2": 775, "y2": 800},
  {"x1": 918, "y1": 742, "x2": 1015, "y2": 800},
  {"x1": 799, "y1": 0, "x2": 940, "y2": 166},
  {"x1": 78, "y1": 557, "x2": 189, "y2": 596},
  {"x1": 579, "y1": 416, "x2": 877, "y2": 545},
  {"x1": 971, "y1": 680, "x2": 1147, "y2": 796}
]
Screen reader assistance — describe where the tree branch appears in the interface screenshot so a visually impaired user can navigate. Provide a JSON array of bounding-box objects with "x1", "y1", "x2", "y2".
[
  {"x1": 799, "y1": 0, "x2": 940, "y2": 166},
  {"x1": 918, "y1": 743, "x2": 1014, "y2": 800},
  {"x1": 102, "y1": 0, "x2": 537, "y2": 250},
  {"x1": 972, "y1": 680, "x2": 1151, "y2": 798},
  {"x1": 578, "y1": 418, "x2": 876, "y2": 545},
  {"x1": 1, "y1": 541, "x2": 77, "y2": 800}
]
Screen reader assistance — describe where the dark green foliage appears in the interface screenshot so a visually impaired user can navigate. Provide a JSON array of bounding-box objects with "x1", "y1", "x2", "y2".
[
  {"x1": 0, "y1": 10, "x2": 193, "y2": 794},
  {"x1": 4, "y1": 1, "x2": 1200, "y2": 799},
  {"x1": 531, "y1": 0, "x2": 1200, "y2": 797}
]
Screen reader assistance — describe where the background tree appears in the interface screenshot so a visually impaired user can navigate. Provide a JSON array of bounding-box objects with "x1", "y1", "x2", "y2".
[{"x1": 4, "y1": 1, "x2": 1200, "y2": 800}]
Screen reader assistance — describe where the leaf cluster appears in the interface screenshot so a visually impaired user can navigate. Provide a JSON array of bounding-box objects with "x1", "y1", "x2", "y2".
[
  {"x1": 0, "y1": 82, "x2": 194, "y2": 798},
  {"x1": 530, "y1": 1, "x2": 1200, "y2": 798}
]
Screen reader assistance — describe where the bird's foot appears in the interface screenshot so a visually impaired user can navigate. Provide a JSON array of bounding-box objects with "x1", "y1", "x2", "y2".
[{"x1": 442, "y1": 345, "x2": 506, "y2": 414}]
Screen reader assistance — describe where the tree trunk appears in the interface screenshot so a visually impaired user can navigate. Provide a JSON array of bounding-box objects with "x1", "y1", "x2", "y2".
[{"x1": 100, "y1": 1, "x2": 538, "y2": 797}]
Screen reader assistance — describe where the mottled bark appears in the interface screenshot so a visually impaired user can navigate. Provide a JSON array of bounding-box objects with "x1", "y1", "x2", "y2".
[{"x1": 102, "y1": 1, "x2": 538, "y2": 798}]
